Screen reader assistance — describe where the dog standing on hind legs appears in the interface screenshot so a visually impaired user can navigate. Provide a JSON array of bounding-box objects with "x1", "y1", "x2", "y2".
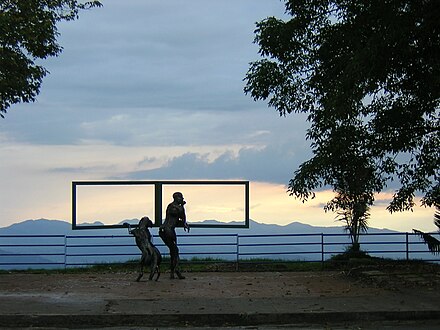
[{"x1": 125, "y1": 217, "x2": 162, "y2": 282}]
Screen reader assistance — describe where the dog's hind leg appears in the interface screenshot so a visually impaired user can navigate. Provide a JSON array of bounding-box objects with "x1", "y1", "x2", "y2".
[
  {"x1": 149, "y1": 257, "x2": 160, "y2": 281},
  {"x1": 155, "y1": 247, "x2": 162, "y2": 281},
  {"x1": 148, "y1": 259, "x2": 156, "y2": 281},
  {"x1": 154, "y1": 265, "x2": 161, "y2": 281},
  {"x1": 136, "y1": 254, "x2": 146, "y2": 282},
  {"x1": 148, "y1": 253, "x2": 160, "y2": 281}
]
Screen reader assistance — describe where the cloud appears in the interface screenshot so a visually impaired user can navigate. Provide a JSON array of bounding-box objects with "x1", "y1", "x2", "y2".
[
  {"x1": 35, "y1": 0, "x2": 285, "y2": 112},
  {"x1": 1, "y1": 0, "x2": 288, "y2": 145},
  {"x1": 122, "y1": 141, "x2": 312, "y2": 185}
]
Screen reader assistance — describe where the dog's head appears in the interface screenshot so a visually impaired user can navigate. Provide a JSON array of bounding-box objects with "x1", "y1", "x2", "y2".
[{"x1": 139, "y1": 216, "x2": 154, "y2": 229}]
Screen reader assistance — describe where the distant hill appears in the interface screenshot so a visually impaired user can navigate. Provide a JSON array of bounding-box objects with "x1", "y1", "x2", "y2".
[{"x1": 0, "y1": 219, "x2": 72, "y2": 235}]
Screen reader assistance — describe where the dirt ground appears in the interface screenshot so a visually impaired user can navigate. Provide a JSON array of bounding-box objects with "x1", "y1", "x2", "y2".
[
  {"x1": 1, "y1": 268, "x2": 440, "y2": 329},
  {"x1": 342, "y1": 259, "x2": 440, "y2": 290},
  {"x1": 0, "y1": 271, "x2": 376, "y2": 300},
  {"x1": 1, "y1": 260, "x2": 439, "y2": 302}
]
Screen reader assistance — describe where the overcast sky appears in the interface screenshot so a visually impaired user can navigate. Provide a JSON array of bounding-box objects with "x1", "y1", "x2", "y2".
[{"x1": 0, "y1": 0, "x2": 434, "y2": 231}]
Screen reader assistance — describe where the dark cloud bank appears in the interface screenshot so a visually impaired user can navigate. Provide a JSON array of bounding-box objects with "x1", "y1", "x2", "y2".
[{"x1": 121, "y1": 143, "x2": 311, "y2": 184}]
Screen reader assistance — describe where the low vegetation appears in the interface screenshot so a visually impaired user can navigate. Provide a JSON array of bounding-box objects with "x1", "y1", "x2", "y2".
[{"x1": 1, "y1": 252, "x2": 438, "y2": 277}]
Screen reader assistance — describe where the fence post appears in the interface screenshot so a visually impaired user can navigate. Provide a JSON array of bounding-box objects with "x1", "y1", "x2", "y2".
[
  {"x1": 321, "y1": 233, "x2": 325, "y2": 264},
  {"x1": 154, "y1": 183, "x2": 163, "y2": 227},
  {"x1": 235, "y1": 234, "x2": 239, "y2": 271},
  {"x1": 64, "y1": 235, "x2": 67, "y2": 269},
  {"x1": 406, "y1": 232, "x2": 409, "y2": 260}
]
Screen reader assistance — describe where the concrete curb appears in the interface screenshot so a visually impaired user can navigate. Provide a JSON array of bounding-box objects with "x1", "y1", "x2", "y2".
[{"x1": 2, "y1": 311, "x2": 440, "y2": 328}]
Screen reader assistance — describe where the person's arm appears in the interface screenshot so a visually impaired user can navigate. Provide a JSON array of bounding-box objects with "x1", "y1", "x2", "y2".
[{"x1": 180, "y1": 204, "x2": 190, "y2": 232}]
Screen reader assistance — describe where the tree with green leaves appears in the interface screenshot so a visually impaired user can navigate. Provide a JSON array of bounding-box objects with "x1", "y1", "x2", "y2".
[
  {"x1": 244, "y1": 0, "x2": 439, "y2": 246},
  {"x1": 0, "y1": 0, "x2": 102, "y2": 118}
]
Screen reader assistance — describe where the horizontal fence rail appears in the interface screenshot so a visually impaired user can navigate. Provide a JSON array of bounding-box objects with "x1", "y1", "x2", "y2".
[{"x1": 0, "y1": 232, "x2": 439, "y2": 270}]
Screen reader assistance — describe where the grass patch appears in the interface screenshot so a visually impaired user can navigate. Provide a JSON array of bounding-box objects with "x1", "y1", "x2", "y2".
[
  {"x1": 1, "y1": 254, "x2": 437, "y2": 275},
  {"x1": 1, "y1": 257, "x2": 323, "y2": 274}
]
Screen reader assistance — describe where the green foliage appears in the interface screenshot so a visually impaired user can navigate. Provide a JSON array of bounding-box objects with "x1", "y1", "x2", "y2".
[
  {"x1": 326, "y1": 246, "x2": 372, "y2": 263},
  {"x1": 244, "y1": 1, "x2": 439, "y2": 227},
  {"x1": 413, "y1": 206, "x2": 440, "y2": 255},
  {"x1": 413, "y1": 229, "x2": 440, "y2": 255},
  {"x1": 0, "y1": 0, "x2": 102, "y2": 117}
]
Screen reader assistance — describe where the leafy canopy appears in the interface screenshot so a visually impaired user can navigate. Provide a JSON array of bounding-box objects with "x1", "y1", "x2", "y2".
[
  {"x1": 245, "y1": 0, "x2": 439, "y2": 213},
  {"x1": 0, "y1": 0, "x2": 102, "y2": 117}
]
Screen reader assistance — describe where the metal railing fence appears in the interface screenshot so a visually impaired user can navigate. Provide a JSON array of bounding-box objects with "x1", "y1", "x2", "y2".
[{"x1": 0, "y1": 232, "x2": 439, "y2": 270}]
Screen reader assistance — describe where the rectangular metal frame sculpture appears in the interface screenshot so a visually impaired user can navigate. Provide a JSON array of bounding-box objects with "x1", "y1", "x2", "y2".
[{"x1": 72, "y1": 180, "x2": 250, "y2": 230}]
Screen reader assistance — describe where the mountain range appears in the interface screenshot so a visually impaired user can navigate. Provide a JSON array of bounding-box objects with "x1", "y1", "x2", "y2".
[{"x1": 0, "y1": 218, "x2": 398, "y2": 236}]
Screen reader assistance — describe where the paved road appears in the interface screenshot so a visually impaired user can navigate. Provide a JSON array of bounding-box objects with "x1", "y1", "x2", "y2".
[{"x1": 0, "y1": 271, "x2": 439, "y2": 328}]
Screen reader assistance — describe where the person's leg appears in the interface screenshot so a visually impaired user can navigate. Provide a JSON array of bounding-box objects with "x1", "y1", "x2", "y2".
[
  {"x1": 169, "y1": 229, "x2": 185, "y2": 279},
  {"x1": 159, "y1": 228, "x2": 184, "y2": 279},
  {"x1": 169, "y1": 242, "x2": 179, "y2": 279}
]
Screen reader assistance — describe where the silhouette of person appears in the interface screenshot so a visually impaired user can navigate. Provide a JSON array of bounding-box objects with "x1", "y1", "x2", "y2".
[{"x1": 159, "y1": 192, "x2": 189, "y2": 279}]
